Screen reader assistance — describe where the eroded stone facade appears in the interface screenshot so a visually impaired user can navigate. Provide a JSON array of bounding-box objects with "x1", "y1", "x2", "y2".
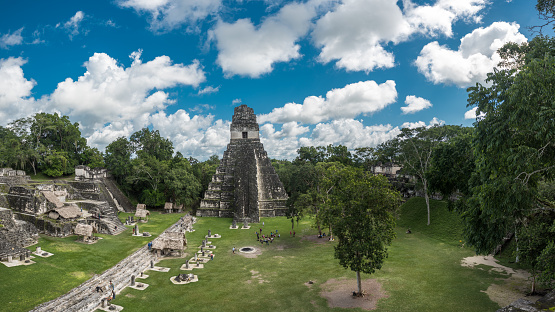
[{"x1": 197, "y1": 105, "x2": 288, "y2": 222}]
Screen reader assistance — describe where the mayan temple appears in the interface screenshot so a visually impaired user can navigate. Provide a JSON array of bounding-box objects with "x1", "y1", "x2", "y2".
[{"x1": 196, "y1": 105, "x2": 288, "y2": 222}]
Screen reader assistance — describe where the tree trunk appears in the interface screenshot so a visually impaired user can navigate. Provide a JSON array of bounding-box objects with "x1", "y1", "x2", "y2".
[
  {"x1": 424, "y1": 181, "x2": 431, "y2": 225},
  {"x1": 356, "y1": 270, "x2": 362, "y2": 295}
]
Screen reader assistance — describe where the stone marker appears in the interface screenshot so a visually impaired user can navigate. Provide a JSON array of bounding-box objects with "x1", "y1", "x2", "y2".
[
  {"x1": 232, "y1": 220, "x2": 237, "y2": 228},
  {"x1": 244, "y1": 220, "x2": 248, "y2": 228},
  {"x1": 208, "y1": 229, "x2": 211, "y2": 237},
  {"x1": 185, "y1": 260, "x2": 189, "y2": 269},
  {"x1": 20, "y1": 254, "x2": 25, "y2": 261},
  {"x1": 36, "y1": 247, "x2": 41, "y2": 253},
  {"x1": 131, "y1": 275, "x2": 135, "y2": 286},
  {"x1": 194, "y1": 254, "x2": 197, "y2": 261},
  {"x1": 102, "y1": 299, "x2": 107, "y2": 308},
  {"x1": 7, "y1": 255, "x2": 12, "y2": 263},
  {"x1": 201, "y1": 247, "x2": 204, "y2": 253},
  {"x1": 202, "y1": 240, "x2": 206, "y2": 247},
  {"x1": 150, "y1": 260, "x2": 154, "y2": 268},
  {"x1": 202, "y1": 251, "x2": 205, "y2": 257},
  {"x1": 135, "y1": 224, "x2": 139, "y2": 234}
]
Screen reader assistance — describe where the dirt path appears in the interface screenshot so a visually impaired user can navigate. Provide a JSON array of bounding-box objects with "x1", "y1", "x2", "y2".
[
  {"x1": 461, "y1": 255, "x2": 541, "y2": 307},
  {"x1": 319, "y1": 277, "x2": 388, "y2": 310}
]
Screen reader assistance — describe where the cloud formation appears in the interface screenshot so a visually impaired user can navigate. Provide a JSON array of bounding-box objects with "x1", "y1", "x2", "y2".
[
  {"x1": 0, "y1": 57, "x2": 39, "y2": 122},
  {"x1": 464, "y1": 107, "x2": 486, "y2": 120},
  {"x1": 48, "y1": 50, "x2": 205, "y2": 141},
  {"x1": 401, "y1": 95, "x2": 432, "y2": 114},
  {"x1": 57, "y1": 11, "x2": 85, "y2": 38},
  {"x1": 312, "y1": 0, "x2": 487, "y2": 72},
  {"x1": 117, "y1": 0, "x2": 221, "y2": 31},
  {"x1": 259, "y1": 80, "x2": 397, "y2": 124},
  {"x1": 0, "y1": 28, "x2": 24, "y2": 49},
  {"x1": 415, "y1": 21, "x2": 527, "y2": 87},
  {"x1": 210, "y1": 1, "x2": 316, "y2": 77},
  {"x1": 313, "y1": 0, "x2": 411, "y2": 72}
]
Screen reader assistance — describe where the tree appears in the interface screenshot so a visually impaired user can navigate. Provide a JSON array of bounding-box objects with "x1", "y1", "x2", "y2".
[
  {"x1": 428, "y1": 127, "x2": 475, "y2": 201},
  {"x1": 380, "y1": 126, "x2": 459, "y2": 225},
  {"x1": 165, "y1": 154, "x2": 202, "y2": 207},
  {"x1": 130, "y1": 128, "x2": 173, "y2": 161},
  {"x1": 332, "y1": 168, "x2": 401, "y2": 295},
  {"x1": 105, "y1": 137, "x2": 132, "y2": 186},
  {"x1": 80, "y1": 146, "x2": 105, "y2": 168},
  {"x1": 461, "y1": 34, "x2": 555, "y2": 290}
]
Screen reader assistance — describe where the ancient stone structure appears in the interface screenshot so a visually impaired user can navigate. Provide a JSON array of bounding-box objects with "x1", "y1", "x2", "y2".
[
  {"x1": 30, "y1": 215, "x2": 196, "y2": 312},
  {"x1": 0, "y1": 207, "x2": 38, "y2": 261},
  {"x1": 74, "y1": 165, "x2": 107, "y2": 181},
  {"x1": 197, "y1": 105, "x2": 288, "y2": 222},
  {"x1": 0, "y1": 173, "x2": 129, "y2": 237}
]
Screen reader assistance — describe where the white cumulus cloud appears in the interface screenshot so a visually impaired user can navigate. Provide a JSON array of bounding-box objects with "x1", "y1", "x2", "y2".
[
  {"x1": 312, "y1": 0, "x2": 487, "y2": 72},
  {"x1": 415, "y1": 22, "x2": 527, "y2": 87},
  {"x1": 0, "y1": 57, "x2": 41, "y2": 122},
  {"x1": 464, "y1": 107, "x2": 486, "y2": 120},
  {"x1": 313, "y1": 0, "x2": 411, "y2": 72},
  {"x1": 404, "y1": 0, "x2": 487, "y2": 37},
  {"x1": 401, "y1": 95, "x2": 432, "y2": 114},
  {"x1": 117, "y1": 0, "x2": 221, "y2": 31},
  {"x1": 259, "y1": 80, "x2": 397, "y2": 124},
  {"x1": 210, "y1": 1, "x2": 316, "y2": 78},
  {"x1": 48, "y1": 50, "x2": 205, "y2": 143}
]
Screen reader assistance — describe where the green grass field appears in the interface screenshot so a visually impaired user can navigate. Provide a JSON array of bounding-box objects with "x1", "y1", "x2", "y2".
[{"x1": 1, "y1": 198, "x2": 513, "y2": 311}]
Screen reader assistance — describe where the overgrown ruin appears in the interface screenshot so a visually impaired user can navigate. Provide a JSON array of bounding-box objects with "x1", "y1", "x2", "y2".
[
  {"x1": 197, "y1": 105, "x2": 288, "y2": 222},
  {"x1": 0, "y1": 166, "x2": 134, "y2": 241}
]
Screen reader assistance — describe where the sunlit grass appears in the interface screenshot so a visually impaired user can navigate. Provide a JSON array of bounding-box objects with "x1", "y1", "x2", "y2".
[{"x1": 1, "y1": 199, "x2": 513, "y2": 312}]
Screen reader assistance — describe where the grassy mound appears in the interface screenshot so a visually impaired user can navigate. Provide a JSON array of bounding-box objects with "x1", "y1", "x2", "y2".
[{"x1": 396, "y1": 197, "x2": 465, "y2": 245}]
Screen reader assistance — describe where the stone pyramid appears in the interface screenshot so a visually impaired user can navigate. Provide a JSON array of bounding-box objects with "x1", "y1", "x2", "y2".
[{"x1": 196, "y1": 105, "x2": 288, "y2": 222}]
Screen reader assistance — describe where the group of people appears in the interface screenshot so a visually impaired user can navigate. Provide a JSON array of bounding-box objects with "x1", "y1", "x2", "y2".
[
  {"x1": 95, "y1": 281, "x2": 116, "y2": 302},
  {"x1": 256, "y1": 228, "x2": 281, "y2": 245}
]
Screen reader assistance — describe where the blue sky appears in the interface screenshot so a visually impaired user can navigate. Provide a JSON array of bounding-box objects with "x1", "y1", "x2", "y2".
[{"x1": 0, "y1": 0, "x2": 546, "y2": 160}]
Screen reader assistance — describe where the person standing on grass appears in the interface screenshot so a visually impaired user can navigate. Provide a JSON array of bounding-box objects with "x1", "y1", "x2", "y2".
[{"x1": 232, "y1": 247, "x2": 235, "y2": 254}]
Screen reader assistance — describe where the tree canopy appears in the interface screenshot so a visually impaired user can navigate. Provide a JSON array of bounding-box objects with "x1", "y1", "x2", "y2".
[{"x1": 460, "y1": 35, "x2": 555, "y2": 289}]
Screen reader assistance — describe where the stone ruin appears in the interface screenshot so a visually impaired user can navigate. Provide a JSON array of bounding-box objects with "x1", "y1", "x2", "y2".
[
  {"x1": 197, "y1": 105, "x2": 288, "y2": 223},
  {"x1": 0, "y1": 167, "x2": 134, "y2": 238},
  {"x1": 0, "y1": 207, "x2": 38, "y2": 261}
]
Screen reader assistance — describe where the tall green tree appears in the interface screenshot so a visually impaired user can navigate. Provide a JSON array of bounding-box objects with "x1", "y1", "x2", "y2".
[
  {"x1": 380, "y1": 125, "x2": 460, "y2": 225},
  {"x1": 130, "y1": 128, "x2": 173, "y2": 161},
  {"x1": 332, "y1": 168, "x2": 401, "y2": 295},
  {"x1": 104, "y1": 137, "x2": 132, "y2": 186},
  {"x1": 428, "y1": 127, "x2": 475, "y2": 200},
  {"x1": 461, "y1": 34, "x2": 555, "y2": 289},
  {"x1": 165, "y1": 153, "x2": 202, "y2": 207}
]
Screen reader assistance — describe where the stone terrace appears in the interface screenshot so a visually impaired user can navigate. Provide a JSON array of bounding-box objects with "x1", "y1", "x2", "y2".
[{"x1": 30, "y1": 216, "x2": 194, "y2": 312}]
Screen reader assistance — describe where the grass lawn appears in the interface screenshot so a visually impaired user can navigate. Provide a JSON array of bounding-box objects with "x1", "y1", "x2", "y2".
[
  {"x1": 0, "y1": 211, "x2": 186, "y2": 312},
  {"x1": 108, "y1": 198, "x2": 504, "y2": 312},
  {"x1": 1, "y1": 198, "x2": 515, "y2": 311}
]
